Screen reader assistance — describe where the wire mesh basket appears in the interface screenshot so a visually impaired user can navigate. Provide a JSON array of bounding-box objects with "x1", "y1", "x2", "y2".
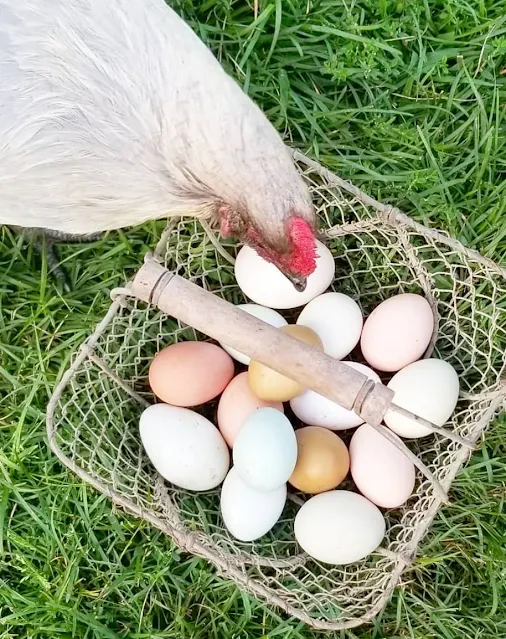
[{"x1": 47, "y1": 151, "x2": 506, "y2": 630}]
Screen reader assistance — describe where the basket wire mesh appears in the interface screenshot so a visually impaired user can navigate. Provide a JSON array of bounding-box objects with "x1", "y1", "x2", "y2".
[{"x1": 46, "y1": 151, "x2": 506, "y2": 630}]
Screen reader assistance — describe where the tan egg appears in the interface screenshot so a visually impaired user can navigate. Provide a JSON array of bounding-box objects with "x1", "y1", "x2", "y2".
[
  {"x1": 248, "y1": 325, "x2": 323, "y2": 402},
  {"x1": 289, "y1": 427, "x2": 349, "y2": 494}
]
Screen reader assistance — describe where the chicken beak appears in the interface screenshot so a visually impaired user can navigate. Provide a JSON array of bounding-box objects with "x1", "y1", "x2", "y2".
[{"x1": 284, "y1": 273, "x2": 307, "y2": 292}]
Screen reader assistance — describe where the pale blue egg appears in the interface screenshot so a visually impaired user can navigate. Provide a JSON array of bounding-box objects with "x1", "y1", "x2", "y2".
[{"x1": 233, "y1": 407, "x2": 297, "y2": 491}]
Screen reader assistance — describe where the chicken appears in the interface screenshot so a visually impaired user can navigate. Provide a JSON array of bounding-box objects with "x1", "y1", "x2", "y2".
[{"x1": 0, "y1": 0, "x2": 317, "y2": 289}]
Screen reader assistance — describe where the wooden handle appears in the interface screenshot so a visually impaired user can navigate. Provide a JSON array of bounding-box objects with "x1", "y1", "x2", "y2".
[{"x1": 131, "y1": 258, "x2": 394, "y2": 426}]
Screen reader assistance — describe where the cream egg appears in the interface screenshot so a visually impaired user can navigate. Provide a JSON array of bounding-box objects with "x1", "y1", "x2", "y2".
[
  {"x1": 294, "y1": 490, "x2": 385, "y2": 565},
  {"x1": 139, "y1": 404, "x2": 229, "y2": 491},
  {"x1": 385, "y1": 358, "x2": 459, "y2": 438},
  {"x1": 234, "y1": 241, "x2": 335, "y2": 309},
  {"x1": 296, "y1": 292, "x2": 363, "y2": 359}
]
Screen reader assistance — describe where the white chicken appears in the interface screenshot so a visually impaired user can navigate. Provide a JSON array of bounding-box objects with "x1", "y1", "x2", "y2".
[{"x1": 0, "y1": 0, "x2": 317, "y2": 289}]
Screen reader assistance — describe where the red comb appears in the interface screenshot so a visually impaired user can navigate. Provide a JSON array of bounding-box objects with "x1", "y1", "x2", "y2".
[{"x1": 287, "y1": 218, "x2": 317, "y2": 277}]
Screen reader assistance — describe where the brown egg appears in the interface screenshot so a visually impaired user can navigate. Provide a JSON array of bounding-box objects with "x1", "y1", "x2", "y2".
[
  {"x1": 149, "y1": 341, "x2": 234, "y2": 407},
  {"x1": 289, "y1": 427, "x2": 350, "y2": 494},
  {"x1": 248, "y1": 325, "x2": 323, "y2": 402}
]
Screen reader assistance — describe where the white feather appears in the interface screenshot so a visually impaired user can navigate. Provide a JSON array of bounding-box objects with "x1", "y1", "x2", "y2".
[{"x1": 0, "y1": 0, "x2": 312, "y2": 241}]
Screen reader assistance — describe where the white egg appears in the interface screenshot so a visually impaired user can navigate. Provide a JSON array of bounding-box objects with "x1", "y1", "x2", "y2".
[
  {"x1": 385, "y1": 358, "x2": 460, "y2": 438},
  {"x1": 350, "y1": 424, "x2": 416, "y2": 508},
  {"x1": 139, "y1": 404, "x2": 229, "y2": 491},
  {"x1": 220, "y1": 467, "x2": 287, "y2": 541},
  {"x1": 220, "y1": 304, "x2": 287, "y2": 365},
  {"x1": 296, "y1": 292, "x2": 363, "y2": 359},
  {"x1": 234, "y1": 241, "x2": 335, "y2": 309},
  {"x1": 290, "y1": 362, "x2": 380, "y2": 430},
  {"x1": 233, "y1": 408, "x2": 297, "y2": 491},
  {"x1": 294, "y1": 490, "x2": 385, "y2": 565}
]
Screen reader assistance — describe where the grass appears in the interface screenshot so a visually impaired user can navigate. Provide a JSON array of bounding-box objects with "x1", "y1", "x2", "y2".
[{"x1": 1, "y1": 0, "x2": 506, "y2": 637}]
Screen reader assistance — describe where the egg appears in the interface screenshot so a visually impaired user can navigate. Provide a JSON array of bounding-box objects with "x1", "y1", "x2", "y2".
[
  {"x1": 294, "y1": 490, "x2": 385, "y2": 565},
  {"x1": 220, "y1": 304, "x2": 288, "y2": 365},
  {"x1": 248, "y1": 325, "x2": 323, "y2": 402},
  {"x1": 233, "y1": 407, "x2": 297, "y2": 491},
  {"x1": 289, "y1": 427, "x2": 349, "y2": 494},
  {"x1": 360, "y1": 293, "x2": 435, "y2": 372},
  {"x1": 350, "y1": 424, "x2": 415, "y2": 508},
  {"x1": 234, "y1": 241, "x2": 335, "y2": 309},
  {"x1": 139, "y1": 403, "x2": 229, "y2": 491},
  {"x1": 385, "y1": 358, "x2": 459, "y2": 438},
  {"x1": 290, "y1": 362, "x2": 380, "y2": 430},
  {"x1": 220, "y1": 467, "x2": 287, "y2": 541},
  {"x1": 149, "y1": 341, "x2": 234, "y2": 407},
  {"x1": 217, "y1": 372, "x2": 284, "y2": 447},
  {"x1": 296, "y1": 292, "x2": 363, "y2": 359}
]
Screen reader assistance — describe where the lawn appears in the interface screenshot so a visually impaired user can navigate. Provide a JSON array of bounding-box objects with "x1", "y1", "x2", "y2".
[{"x1": 1, "y1": 0, "x2": 506, "y2": 637}]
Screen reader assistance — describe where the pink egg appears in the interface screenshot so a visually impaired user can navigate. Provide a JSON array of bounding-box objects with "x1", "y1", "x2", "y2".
[
  {"x1": 217, "y1": 372, "x2": 284, "y2": 447},
  {"x1": 149, "y1": 341, "x2": 234, "y2": 407},
  {"x1": 360, "y1": 294, "x2": 434, "y2": 372},
  {"x1": 350, "y1": 424, "x2": 415, "y2": 508}
]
